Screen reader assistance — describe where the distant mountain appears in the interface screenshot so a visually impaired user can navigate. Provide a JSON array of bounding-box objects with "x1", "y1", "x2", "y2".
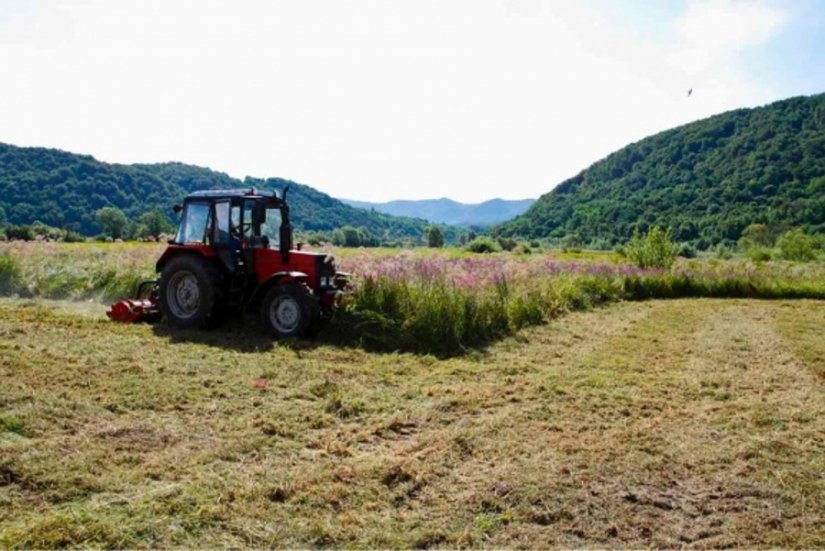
[
  {"x1": 341, "y1": 197, "x2": 535, "y2": 226},
  {"x1": 493, "y1": 93, "x2": 825, "y2": 248},
  {"x1": 0, "y1": 143, "x2": 441, "y2": 241}
]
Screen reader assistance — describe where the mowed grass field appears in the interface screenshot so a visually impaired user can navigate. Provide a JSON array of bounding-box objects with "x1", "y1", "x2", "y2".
[{"x1": 1, "y1": 297, "x2": 823, "y2": 548}]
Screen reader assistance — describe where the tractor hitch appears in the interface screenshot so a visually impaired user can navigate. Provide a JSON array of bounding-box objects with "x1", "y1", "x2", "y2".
[{"x1": 106, "y1": 280, "x2": 161, "y2": 323}]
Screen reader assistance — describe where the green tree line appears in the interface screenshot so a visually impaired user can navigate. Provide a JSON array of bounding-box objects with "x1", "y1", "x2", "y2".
[{"x1": 0, "y1": 144, "x2": 451, "y2": 244}]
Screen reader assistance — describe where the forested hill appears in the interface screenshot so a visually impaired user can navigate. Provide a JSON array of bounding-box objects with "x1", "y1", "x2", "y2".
[
  {"x1": 493, "y1": 93, "x2": 825, "y2": 248},
  {"x1": 0, "y1": 143, "x2": 435, "y2": 240}
]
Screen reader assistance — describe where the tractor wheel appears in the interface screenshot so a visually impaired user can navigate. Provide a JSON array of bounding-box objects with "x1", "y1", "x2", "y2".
[
  {"x1": 260, "y1": 283, "x2": 317, "y2": 338},
  {"x1": 159, "y1": 255, "x2": 221, "y2": 329}
]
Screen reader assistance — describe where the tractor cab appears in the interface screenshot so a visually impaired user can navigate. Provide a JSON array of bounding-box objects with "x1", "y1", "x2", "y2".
[
  {"x1": 170, "y1": 188, "x2": 291, "y2": 274},
  {"x1": 108, "y1": 187, "x2": 348, "y2": 339}
]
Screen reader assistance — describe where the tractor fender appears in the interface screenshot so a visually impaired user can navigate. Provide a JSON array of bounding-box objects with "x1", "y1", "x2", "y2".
[
  {"x1": 155, "y1": 244, "x2": 216, "y2": 274},
  {"x1": 247, "y1": 271, "x2": 311, "y2": 311}
]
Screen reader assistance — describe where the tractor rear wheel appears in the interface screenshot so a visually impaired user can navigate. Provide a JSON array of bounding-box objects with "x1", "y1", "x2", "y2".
[
  {"x1": 260, "y1": 283, "x2": 316, "y2": 338},
  {"x1": 159, "y1": 255, "x2": 221, "y2": 329}
]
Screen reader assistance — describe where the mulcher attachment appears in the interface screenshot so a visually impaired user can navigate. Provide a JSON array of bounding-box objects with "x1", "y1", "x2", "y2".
[{"x1": 106, "y1": 280, "x2": 161, "y2": 323}]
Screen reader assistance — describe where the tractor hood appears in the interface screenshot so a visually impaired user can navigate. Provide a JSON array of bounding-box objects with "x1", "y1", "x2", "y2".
[{"x1": 253, "y1": 248, "x2": 339, "y2": 288}]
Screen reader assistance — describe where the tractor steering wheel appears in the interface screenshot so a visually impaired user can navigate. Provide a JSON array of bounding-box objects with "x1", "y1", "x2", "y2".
[{"x1": 232, "y1": 222, "x2": 251, "y2": 238}]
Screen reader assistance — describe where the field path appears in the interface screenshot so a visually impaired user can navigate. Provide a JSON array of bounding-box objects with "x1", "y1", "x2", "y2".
[{"x1": 1, "y1": 298, "x2": 823, "y2": 547}]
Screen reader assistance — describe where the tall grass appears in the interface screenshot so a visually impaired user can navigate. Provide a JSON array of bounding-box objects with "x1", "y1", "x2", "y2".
[
  {"x1": 0, "y1": 252, "x2": 22, "y2": 295},
  {"x1": 335, "y1": 253, "x2": 825, "y2": 354},
  {"x1": 338, "y1": 274, "x2": 614, "y2": 354},
  {"x1": 2, "y1": 242, "x2": 824, "y2": 355},
  {"x1": 0, "y1": 242, "x2": 158, "y2": 302}
]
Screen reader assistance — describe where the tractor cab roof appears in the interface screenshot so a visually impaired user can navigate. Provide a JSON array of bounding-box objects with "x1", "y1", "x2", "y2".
[
  {"x1": 185, "y1": 188, "x2": 279, "y2": 201},
  {"x1": 181, "y1": 186, "x2": 292, "y2": 210},
  {"x1": 182, "y1": 189, "x2": 290, "y2": 210}
]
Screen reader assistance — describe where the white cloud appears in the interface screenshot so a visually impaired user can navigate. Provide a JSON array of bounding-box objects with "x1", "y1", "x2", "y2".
[
  {"x1": 0, "y1": 0, "x2": 795, "y2": 202},
  {"x1": 677, "y1": 0, "x2": 786, "y2": 51},
  {"x1": 672, "y1": 0, "x2": 787, "y2": 75}
]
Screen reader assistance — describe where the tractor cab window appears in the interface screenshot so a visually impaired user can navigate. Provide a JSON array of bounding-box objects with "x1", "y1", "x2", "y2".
[
  {"x1": 261, "y1": 207, "x2": 282, "y2": 249},
  {"x1": 176, "y1": 202, "x2": 210, "y2": 244},
  {"x1": 213, "y1": 201, "x2": 231, "y2": 245},
  {"x1": 231, "y1": 205, "x2": 241, "y2": 235}
]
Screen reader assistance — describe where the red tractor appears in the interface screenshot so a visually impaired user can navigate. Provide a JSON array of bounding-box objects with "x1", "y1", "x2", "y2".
[{"x1": 107, "y1": 187, "x2": 348, "y2": 337}]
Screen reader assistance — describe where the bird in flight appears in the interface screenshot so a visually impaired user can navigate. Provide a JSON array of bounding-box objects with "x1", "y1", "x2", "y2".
[{"x1": 687, "y1": 88, "x2": 693, "y2": 97}]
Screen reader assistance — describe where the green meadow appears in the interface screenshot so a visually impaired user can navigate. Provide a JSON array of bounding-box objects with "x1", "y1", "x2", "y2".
[{"x1": 1, "y1": 242, "x2": 824, "y2": 547}]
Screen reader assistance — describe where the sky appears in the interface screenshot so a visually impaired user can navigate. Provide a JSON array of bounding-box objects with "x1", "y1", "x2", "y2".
[{"x1": 1, "y1": 0, "x2": 824, "y2": 203}]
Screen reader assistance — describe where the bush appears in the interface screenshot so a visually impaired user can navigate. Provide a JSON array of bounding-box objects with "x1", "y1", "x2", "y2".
[
  {"x1": 305, "y1": 232, "x2": 330, "y2": 246},
  {"x1": 5, "y1": 225, "x2": 34, "y2": 241},
  {"x1": 333, "y1": 226, "x2": 381, "y2": 247},
  {"x1": 778, "y1": 229, "x2": 818, "y2": 262},
  {"x1": 496, "y1": 237, "x2": 517, "y2": 251},
  {"x1": 739, "y1": 223, "x2": 774, "y2": 249},
  {"x1": 625, "y1": 227, "x2": 677, "y2": 268},
  {"x1": 62, "y1": 230, "x2": 85, "y2": 243},
  {"x1": 714, "y1": 243, "x2": 734, "y2": 260},
  {"x1": 133, "y1": 224, "x2": 151, "y2": 240},
  {"x1": 465, "y1": 237, "x2": 500, "y2": 254},
  {"x1": 744, "y1": 247, "x2": 774, "y2": 262},
  {"x1": 588, "y1": 237, "x2": 613, "y2": 251},
  {"x1": 676, "y1": 243, "x2": 697, "y2": 259},
  {"x1": 513, "y1": 243, "x2": 532, "y2": 255},
  {"x1": 30, "y1": 222, "x2": 65, "y2": 241},
  {"x1": 560, "y1": 233, "x2": 582, "y2": 253},
  {"x1": 0, "y1": 252, "x2": 22, "y2": 295}
]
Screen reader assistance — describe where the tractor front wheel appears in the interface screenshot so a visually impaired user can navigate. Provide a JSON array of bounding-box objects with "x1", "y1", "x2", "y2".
[
  {"x1": 260, "y1": 283, "x2": 316, "y2": 338},
  {"x1": 159, "y1": 255, "x2": 221, "y2": 329}
]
